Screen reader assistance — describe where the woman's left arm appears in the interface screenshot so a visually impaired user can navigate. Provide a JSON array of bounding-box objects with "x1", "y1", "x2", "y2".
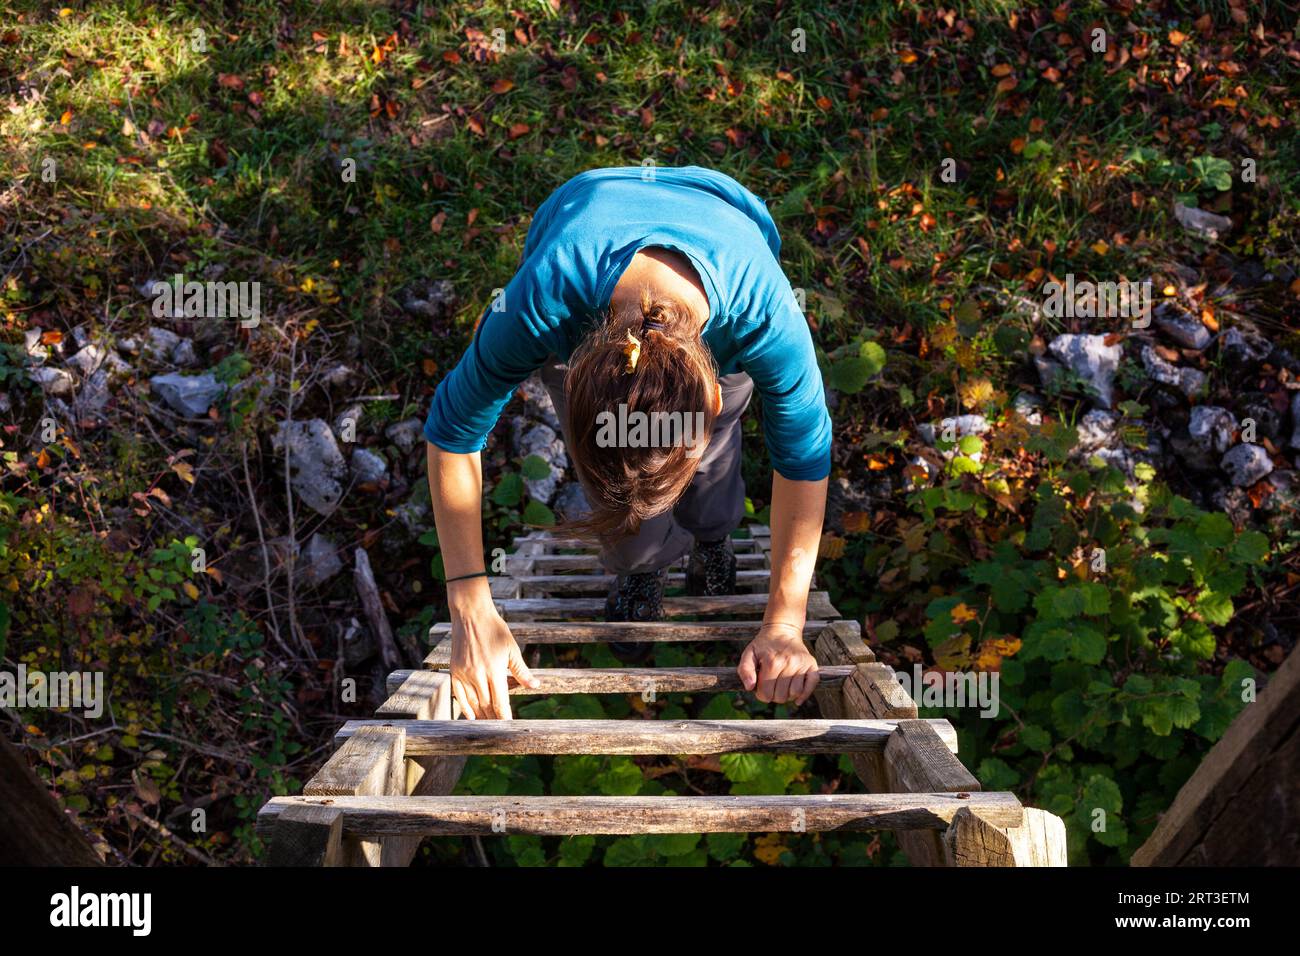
[{"x1": 738, "y1": 472, "x2": 828, "y2": 704}]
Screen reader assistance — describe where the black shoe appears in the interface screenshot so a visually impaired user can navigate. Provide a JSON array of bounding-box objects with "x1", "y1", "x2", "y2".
[
  {"x1": 603, "y1": 570, "x2": 665, "y2": 663},
  {"x1": 686, "y1": 537, "x2": 737, "y2": 596}
]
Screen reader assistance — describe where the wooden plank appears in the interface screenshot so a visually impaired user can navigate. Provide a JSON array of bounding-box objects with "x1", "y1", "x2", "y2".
[
  {"x1": 335, "y1": 718, "x2": 958, "y2": 755},
  {"x1": 516, "y1": 569, "x2": 770, "y2": 594},
  {"x1": 884, "y1": 720, "x2": 987, "y2": 866},
  {"x1": 493, "y1": 591, "x2": 838, "y2": 620},
  {"x1": 265, "y1": 804, "x2": 344, "y2": 867},
  {"x1": 390, "y1": 665, "x2": 854, "y2": 696},
  {"x1": 529, "y1": 552, "x2": 767, "y2": 572},
  {"x1": 427, "y1": 619, "x2": 827, "y2": 651},
  {"x1": 813, "y1": 620, "x2": 874, "y2": 665},
  {"x1": 258, "y1": 792, "x2": 1024, "y2": 837},
  {"x1": 942, "y1": 806, "x2": 1016, "y2": 867},
  {"x1": 376, "y1": 670, "x2": 467, "y2": 820},
  {"x1": 303, "y1": 725, "x2": 407, "y2": 866},
  {"x1": 844, "y1": 663, "x2": 917, "y2": 719},
  {"x1": 1132, "y1": 646, "x2": 1300, "y2": 867},
  {"x1": 885, "y1": 720, "x2": 980, "y2": 793},
  {"x1": 0, "y1": 734, "x2": 103, "y2": 866},
  {"x1": 511, "y1": 536, "x2": 764, "y2": 554},
  {"x1": 1002, "y1": 808, "x2": 1069, "y2": 867}
]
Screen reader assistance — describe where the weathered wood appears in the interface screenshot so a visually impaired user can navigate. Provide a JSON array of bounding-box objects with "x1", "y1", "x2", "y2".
[
  {"x1": 943, "y1": 806, "x2": 1016, "y2": 866},
  {"x1": 1002, "y1": 808, "x2": 1069, "y2": 867},
  {"x1": 516, "y1": 569, "x2": 770, "y2": 594},
  {"x1": 884, "y1": 720, "x2": 985, "y2": 866},
  {"x1": 265, "y1": 804, "x2": 344, "y2": 867},
  {"x1": 426, "y1": 620, "x2": 827, "y2": 653},
  {"x1": 813, "y1": 620, "x2": 875, "y2": 665},
  {"x1": 393, "y1": 665, "x2": 854, "y2": 696},
  {"x1": 354, "y1": 547, "x2": 403, "y2": 671},
  {"x1": 335, "y1": 718, "x2": 958, "y2": 755},
  {"x1": 1133, "y1": 646, "x2": 1300, "y2": 866},
  {"x1": 885, "y1": 720, "x2": 980, "y2": 792},
  {"x1": 511, "y1": 535, "x2": 764, "y2": 554},
  {"x1": 303, "y1": 725, "x2": 407, "y2": 866},
  {"x1": 493, "y1": 591, "x2": 838, "y2": 620},
  {"x1": 528, "y1": 552, "x2": 766, "y2": 572},
  {"x1": 258, "y1": 791, "x2": 1024, "y2": 837},
  {"x1": 0, "y1": 734, "x2": 103, "y2": 866},
  {"x1": 374, "y1": 670, "x2": 466, "y2": 864},
  {"x1": 844, "y1": 663, "x2": 917, "y2": 720}
]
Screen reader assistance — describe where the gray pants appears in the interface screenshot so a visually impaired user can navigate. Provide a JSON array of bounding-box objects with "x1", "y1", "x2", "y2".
[{"x1": 540, "y1": 357, "x2": 753, "y2": 574}]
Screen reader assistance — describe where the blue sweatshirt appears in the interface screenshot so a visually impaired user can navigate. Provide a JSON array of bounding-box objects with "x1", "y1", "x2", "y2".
[{"x1": 422, "y1": 166, "x2": 832, "y2": 481}]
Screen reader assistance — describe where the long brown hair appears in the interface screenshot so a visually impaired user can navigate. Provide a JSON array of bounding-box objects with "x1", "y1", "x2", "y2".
[{"x1": 561, "y1": 287, "x2": 719, "y2": 542}]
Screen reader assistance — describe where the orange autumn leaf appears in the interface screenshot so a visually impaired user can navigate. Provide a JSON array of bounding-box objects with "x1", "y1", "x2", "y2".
[
  {"x1": 950, "y1": 602, "x2": 978, "y2": 624},
  {"x1": 492, "y1": 78, "x2": 514, "y2": 94},
  {"x1": 975, "y1": 637, "x2": 1022, "y2": 671},
  {"x1": 507, "y1": 122, "x2": 530, "y2": 140},
  {"x1": 59, "y1": 109, "x2": 72, "y2": 125},
  {"x1": 898, "y1": 49, "x2": 918, "y2": 64},
  {"x1": 996, "y1": 76, "x2": 1017, "y2": 93},
  {"x1": 841, "y1": 511, "x2": 871, "y2": 534},
  {"x1": 429, "y1": 211, "x2": 446, "y2": 233},
  {"x1": 819, "y1": 533, "x2": 846, "y2": 560},
  {"x1": 991, "y1": 63, "x2": 1013, "y2": 77},
  {"x1": 1168, "y1": 30, "x2": 1188, "y2": 46},
  {"x1": 1010, "y1": 137, "x2": 1026, "y2": 154}
]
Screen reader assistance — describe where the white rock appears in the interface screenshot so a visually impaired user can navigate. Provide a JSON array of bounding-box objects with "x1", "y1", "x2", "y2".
[
  {"x1": 1141, "y1": 346, "x2": 1206, "y2": 399},
  {"x1": 1075, "y1": 410, "x2": 1119, "y2": 454},
  {"x1": 67, "y1": 343, "x2": 130, "y2": 377},
  {"x1": 31, "y1": 366, "x2": 75, "y2": 397},
  {"x1": 351, "y1": 447, "x2": 389, "y2": 484},
  {"x1": 151, "y1": 372, "x2": 225, "y2": 417},
  {"x1": 1047, "y1": 334, "x2": 1123, "y2": 408},
  {"x1": 385, "y1": 417, "x2": 424, "y2": 454},
  {"x1": 1189, "y1": 406, "x2": 1237, "y2": 456},
  {"x1": 172, "y1": 338, "x2": 198, "y2": 367},
  {"x1": 272, "y1": 419, "x2": 348, "y2": 516},
  {"x1": 1174, "y1": 202, "x2": 1233, "y2": 241},
  {"x1": 299, "y1": 533, "x2": 343, "y2": 587},
  {"x1": 1221, "y1": 443, "x2": 1273, "y2": 487}
]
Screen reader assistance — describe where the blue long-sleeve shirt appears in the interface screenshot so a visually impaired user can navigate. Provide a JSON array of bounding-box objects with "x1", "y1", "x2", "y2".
[{"x1": 422, "y1": 165, "x2": 832, "y2": 481}]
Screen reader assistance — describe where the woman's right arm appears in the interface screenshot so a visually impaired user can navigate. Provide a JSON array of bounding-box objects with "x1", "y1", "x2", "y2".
[{"x1": 426, "y1": 442, "x2": 538, "y2": 719}]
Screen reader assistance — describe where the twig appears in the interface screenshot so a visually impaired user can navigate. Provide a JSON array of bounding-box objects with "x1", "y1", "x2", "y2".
[{"x1": 120, "y1": 803, "x2": 220, "y2": 867}]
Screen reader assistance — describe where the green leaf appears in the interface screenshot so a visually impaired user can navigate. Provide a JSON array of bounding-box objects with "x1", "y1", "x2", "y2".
[
  {"x1": 522, "y1": 500, "x2": 556, "y2": 527},
  {"x1": 828, "y1": 356, "x2": 876, "y2": 394},
  {"x1": 521, "y1": 454, "x2": 551, "y2": 480},
  {"x1": 1189, "y1": 155, "x2": 1233, "y2": 191},
  {"x1": 1021, "y1": 139, "x2": 1052, "y2": 160},
  {"x1": 706, "y1": 831, "x2": 747, "y2": 861},
  {"x1": 558, "y1": 835, "x2": 596, "y2": 867},
  {"x1": 492, "y1": 472, "x2": 523, "y2": 506},
  {"x1": 1230, "y1": 530, "x2": 1269, "y2": 565}
]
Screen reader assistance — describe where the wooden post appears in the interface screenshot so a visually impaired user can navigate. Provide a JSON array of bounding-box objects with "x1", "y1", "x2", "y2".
[
  {"x1": 0, "y1": 734, "x2": 103, "y2": 866},
  {"x1": 266, "y1": 804, "x2": 344, "y2": 867},
  {"x1": 301, "y1": 725, "x2": 407, "y2": 866}
]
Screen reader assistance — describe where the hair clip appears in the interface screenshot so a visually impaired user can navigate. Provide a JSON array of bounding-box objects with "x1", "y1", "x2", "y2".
[
  {"x1": 622, "y1": 328, "x2": 642, "y2": 373},
  {"x1": 641, "y1": 319, "x2": 664, "y2": 334}
]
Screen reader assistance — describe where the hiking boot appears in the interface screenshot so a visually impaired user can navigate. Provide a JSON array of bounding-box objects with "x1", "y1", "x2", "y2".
[
  {"x1": 603, "y1": 569, "x2": 665, "y2": 663},
  {"x1": 686, "y1": 536, "x2": 737, "y2": 596}
]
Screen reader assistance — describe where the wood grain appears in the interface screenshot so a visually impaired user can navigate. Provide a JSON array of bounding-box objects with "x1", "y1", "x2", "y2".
[
  {"x1": 334, "y1": 718, "x2": 958, "y2": 755},
  {"x1": 258, "y1": 791, "x2": 1024, "y2": 837}
]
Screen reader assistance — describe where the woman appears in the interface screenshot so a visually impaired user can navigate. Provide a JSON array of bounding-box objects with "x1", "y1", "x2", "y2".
[{"x1": 424, "y1": 166, "x2": 831, "y2": 720}]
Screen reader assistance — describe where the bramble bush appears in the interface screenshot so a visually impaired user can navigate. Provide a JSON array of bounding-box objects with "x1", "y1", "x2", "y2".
[{"x1": 819, "y1": 418, "x2": 1269, "y2": 865}]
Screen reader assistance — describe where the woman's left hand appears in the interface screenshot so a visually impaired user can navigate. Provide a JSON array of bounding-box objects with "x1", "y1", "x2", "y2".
[{"x1": 738, "y1": 622, "x2": 820, "y2": 705}]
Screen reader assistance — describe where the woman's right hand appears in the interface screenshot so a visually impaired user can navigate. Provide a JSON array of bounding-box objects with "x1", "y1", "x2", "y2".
[{"x1": 447, "y1": 580, "x2": 538, "y2": 719}]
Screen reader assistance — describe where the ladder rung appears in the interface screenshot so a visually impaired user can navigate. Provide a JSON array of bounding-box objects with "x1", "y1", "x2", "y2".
[
  {"x1": 528, "y1": 552, "x2": 768, "y2": 571},
  {"x1": 387, "y1": 665, "x2": 856, "y2": 696},
  {"x1": 259, "y1": 792, "x2": 1022, "y2": 837},
  {"x1": 516, "y1": 570, "x2": 771, "y2": 594},
  {"x1": 334, "y1": 718, "x2": 957, "y2": 755},
  {"x1": 493, "y1": 591, "x2": 838, "y2": 620},
  {"x1": 428, "y1": 620, "x2": 828, "y2": 644},
  {"x1": 511, "y1": 536, "x2": 767, "y2": 554}
]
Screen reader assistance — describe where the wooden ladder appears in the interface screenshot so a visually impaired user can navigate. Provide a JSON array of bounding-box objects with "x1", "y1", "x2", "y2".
[{"x1": 258, "y1": 527, "x2": 1067, "y2": 866}]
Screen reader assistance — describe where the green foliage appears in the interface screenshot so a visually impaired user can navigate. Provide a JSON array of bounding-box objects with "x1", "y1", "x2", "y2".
[{"x1": 838, "y1": 457, "x2": 1268, "y2": 864}]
